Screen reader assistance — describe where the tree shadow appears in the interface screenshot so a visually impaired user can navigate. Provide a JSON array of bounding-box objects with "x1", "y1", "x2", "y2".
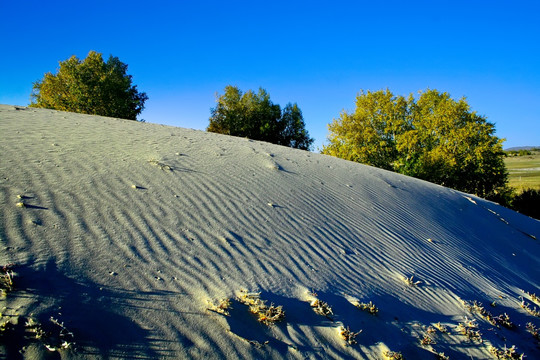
[{"x1": 2, "y1": 259, "x2": 176, "y2": 359}]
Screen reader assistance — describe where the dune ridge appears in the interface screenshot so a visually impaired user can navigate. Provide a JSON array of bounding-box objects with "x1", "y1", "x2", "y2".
[{"x1": 1, "y1": 104, "x2": 539, "y2": 359}]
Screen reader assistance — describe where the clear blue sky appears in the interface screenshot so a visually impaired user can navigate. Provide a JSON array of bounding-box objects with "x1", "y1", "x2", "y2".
[{"x1": 1, "y1": 0, "x2": 539, "y2": 150}]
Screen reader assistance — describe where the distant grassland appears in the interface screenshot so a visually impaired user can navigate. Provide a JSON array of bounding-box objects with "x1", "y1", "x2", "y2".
[{"x1": 504, "y1": 150, "x2": 540, "y2": 191}]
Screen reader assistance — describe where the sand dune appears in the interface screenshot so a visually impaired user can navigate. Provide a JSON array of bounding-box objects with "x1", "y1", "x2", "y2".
[{"x1": 1, "y1": 104, "x2": 539, "y2": 359}]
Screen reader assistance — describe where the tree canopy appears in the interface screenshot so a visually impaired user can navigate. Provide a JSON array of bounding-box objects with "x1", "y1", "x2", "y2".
[
  {"x1": 207, "y1": 86, "x2": 314, "y2": 150},
  {"x1": 30, "y1": 51, "x2": 148, "y2": 120},
  {"x1": 323, "y1": 89, "x2": 508, "y2": 198}
]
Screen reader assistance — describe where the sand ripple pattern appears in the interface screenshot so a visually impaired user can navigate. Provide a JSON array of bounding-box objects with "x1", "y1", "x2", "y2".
[{"x1": 1, "y1": 105, "x2": 539, "y2": 359}]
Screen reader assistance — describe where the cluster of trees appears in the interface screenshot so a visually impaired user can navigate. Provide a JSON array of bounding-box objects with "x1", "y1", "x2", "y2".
[
  {"x1": 505, "y1": 149, "x2": 538, "y2": 157},
  {"x1": 31, "y1": 52, "x2": 538, "y2": 218},
  {"x1": 207, "y1": 85, "x2": 313, "y2": 150},
  {"x1": 323, "y1": 89, "x2": 508, "y2": 199}
]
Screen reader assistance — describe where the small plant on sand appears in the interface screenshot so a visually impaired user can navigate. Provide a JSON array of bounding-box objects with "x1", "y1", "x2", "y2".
[
  {"x1": 247, "y1": 339, "x2": 269, "y2": 348},
  {"x1": 462, "y1": 300, "x2": 513, "y2": 328},
  {"x1": 524, "y1": 291, "x2": 540, "y2": 304},
  {"x1": 354, "y1": 300, "x2": 379, "y2": 315},
  {"x1": 520, "y1": 298, "x2": 540, "y2": 317},
  {"x1": 493, "y1": 313, "x2": 513, "y2": 329},
  {"x1": 238, "y1": 290, "x2": 285, "y2": 326},
  {"x1": 45, "y1": 317, "x2": 75, "y2": 351},
  {"x1": 207, "y1": 298, "x2": 232, "y2": 316},
  {"x1": 526, "y1": 322, "x2": 539, "y2": 341},
  {"x1": 433, "y1": 322, "x2": 448, "y2": 333},
  {"x1": 436, "y1": 352, "x2": 450, "y2": 360},
  {"x1": 0, "y1": 311, "x2": 17, "y2": 334},
  {"x1": 26, "y1": 317, "x2": 75, "y2": 351},
  {"x1": 383, "y1": 350, "x2": 404, "y2": 359},
  {"x1": 310, "y1": 294, "x2": 333, "y2": 319},
  {"x1": 148, "y1": 159, "x2": 173, "y2": 171},
  {"x1": 0, "y1": 264, "x2": 15, "y2": 295},
  {"x1": 456, "y1": 319, "x2": 482, "y2": 343},
  {"x1": 339, "y1": 325, "x2": 361, "y2": 345},
  {"x1": 462, "y1": 300, "x2": 495, "y2": 325},
  {"x1": 420, "y1": 334, "x2": 435, "y2": 346},
  {"x1": 26, "y1": 317, "x2": 48, "y2": 339},
  {"x1": 403, "y1": 275, "x2": 421, "y2": 287},
  {"x1": 489, "y1": 345, "x2": 525, "y2": 359}
]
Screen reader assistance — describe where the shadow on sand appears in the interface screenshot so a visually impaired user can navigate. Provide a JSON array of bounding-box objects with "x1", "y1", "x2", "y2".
[{"x1": 0, "y1": 259, "x2": 175, "y2": 359}]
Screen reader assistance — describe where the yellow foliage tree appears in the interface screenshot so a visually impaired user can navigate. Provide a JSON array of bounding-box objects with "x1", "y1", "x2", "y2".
[{"x1": 323, "y1": 89, "x2": 508, "y2": 198}]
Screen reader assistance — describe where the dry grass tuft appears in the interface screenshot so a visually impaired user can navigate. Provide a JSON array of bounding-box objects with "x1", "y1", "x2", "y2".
[
  {"x1": 526, "y1": 322, "x2": 539, "y2": 341},
  {"x1": 489, "y1": 345, "x2": 525, "y2": 359},
  {"x1": 403, "y1": 275, "x2": 421, "y2": 287},
  {"x1": 0, "y1": 264, "x2": 15, "y2": 295},
  {"x1": 436, "y1": 352, "x2": 449, "y2": 360},
  {"x1": 456, "y1": 318, "x2": 482, "y2": 343},
  {"x1": 520, "y1": 298, "x2": 540, "y2": 317},
  {"x1": 354, "y1": 300, "x2": 379, "y2": 315},
  {"x1": 525, "y1": 291, "x2": 540, "y2": 305},
  {"x1": 462, "y1": 300, "x2": 513, "y2": 328},
  {"x1": 310, "y1": 298, "x2": 334, "y2": 319},
  {"x1": 238, "y1": 290, "x2": 285, "y2": 326},
  {"x1": 207, "y1": 298, "x2": 233, "y2": 316},
  {"x1": 339, "y1": 326, "x2": 361, "y2": 345},
  {"x1": 433, "y1": 322, "x2": 448, "y2": 333},
  {"x1": 420, "y1": 334, "x2": 434, "y2": 346},
  {"x1": 26, "y1": 317, "x2": 75, "y2": 351},
  {"x1": 383, "y1": 350, "x2": 404, "y2": 359}
]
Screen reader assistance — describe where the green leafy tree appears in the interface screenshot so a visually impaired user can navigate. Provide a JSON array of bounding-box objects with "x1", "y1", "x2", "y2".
[
  {"x1": 323, "y1": 89, "x2": 508, "y2": 198},
  {"x1": 30, "y1": 51, "x2": 148, "y2": 120},
  {"x1": 207, "y1": 85, "x2": 314, "y2": 150}
]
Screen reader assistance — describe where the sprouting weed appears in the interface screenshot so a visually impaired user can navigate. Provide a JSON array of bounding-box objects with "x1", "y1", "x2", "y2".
[
  {"x1": 238, "y1": 290, "x2": 284, "y2": 326},
  {"x1": 436, "y1": 352, "x2": 449, "y2": 360},
  {"x1": 25, "y1": 318, "x2": 47, "y2": 339},
  {"x1": 339, "y1": 326, "x2": 361, "y2": 345},
  {"x1": 310, "y1": 298, "x2": 333, "y2": 319},
  {"x1": 463, "y1": 300, "x2": 485, "y2": 314},
  {"x1": 456, "y1": 319, "x2": 482, "y2": 343},
  {"x1": 520, "y1": 298, "x2": 540, "y2": 317},
  {"x1": 526, "y1": 322, "x2": 539, "y2": 340},
  {"x1": 354, "y1": 300, "x2": 379, "y2": 315},
  {"x1": 489, "y1": 345, "x2": 525, "y2": 359},
  {"x1": 26, "y1": 317, "x2": 75, "y2": 351},
  {"x1": 420, "y1": 334, "x2": 434, "y2": 346},
  {"x1": 0, "y1": 310, "x2": 17, "y2": 333},
  {"x1": 524, "y1": 291, "x2": 540, "y2": 305},
  {"x1": 462, "y1": 300, "x2": 512, "y2": 327},
  {"x1": 47, "y1": 317, "x2": 75, "y2": 351},
  {"x1": 0, "y1": 264, "x2": 15, "y2": 294},
  {"x1": 383, "y1": 350, "x2": 404, "y2": 359},
  {"x1": 247, "y1": 339, "x2": 269, "y2": 348},
  {"x1": 403, "y1": 275, "x2": 421, "y2": 287},
  {"x1": 493, "y1": 313, "x2": 513, "y2": 329},
  {"x1": 207, "y1": 298, "x2": 232, "y2": 316},
  {"x1": 463, "y1": 317, "x2": 478, "y2": 328},
  {"x1": 433, "y1": 322, "x2": 448, "y2": 333},
  {"x1": 257, "y1": 304, "x2": 285, "y2": 326}
]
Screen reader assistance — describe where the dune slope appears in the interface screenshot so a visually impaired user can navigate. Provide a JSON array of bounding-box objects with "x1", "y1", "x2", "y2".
[{"x1": 1, "y1": 104, "x2": 539, "y2": 359}]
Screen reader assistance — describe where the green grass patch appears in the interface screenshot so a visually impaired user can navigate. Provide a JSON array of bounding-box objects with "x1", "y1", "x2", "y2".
[{"x1": 504, "y1": 151, "x2": 540, "y2": 191}]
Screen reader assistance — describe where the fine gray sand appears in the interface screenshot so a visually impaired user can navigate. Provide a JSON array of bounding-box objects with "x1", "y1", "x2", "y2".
[{"x1": 1, "y1": 104, "x2": 539, "y2": 359}]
